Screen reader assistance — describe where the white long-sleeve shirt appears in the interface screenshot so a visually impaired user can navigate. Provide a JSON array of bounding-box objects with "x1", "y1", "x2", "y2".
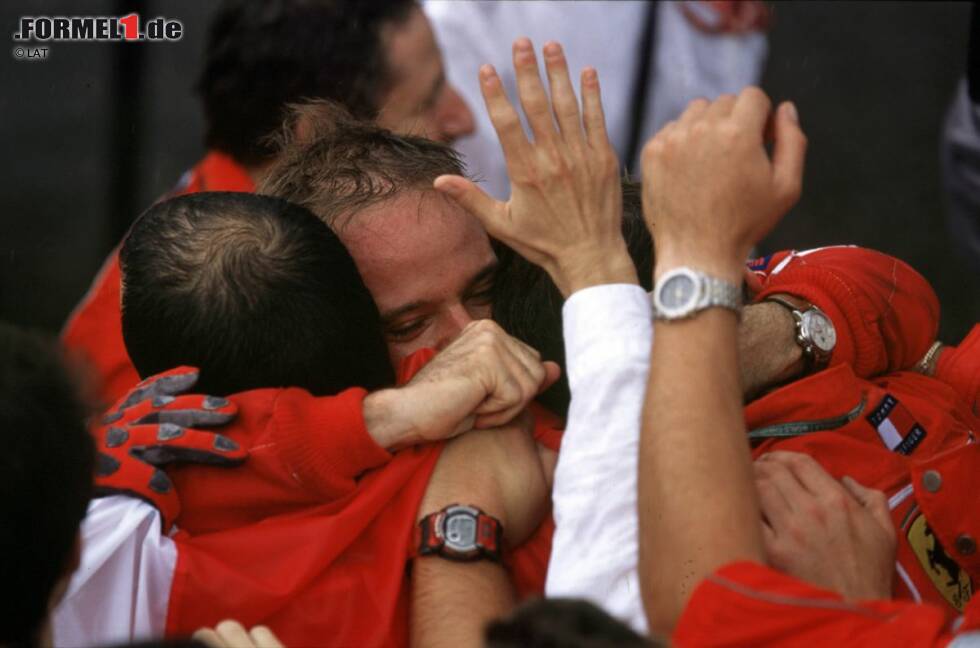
[
  {"x1": 51, "y1": 496, "x2": 175, "y2": 647},
  {"x1": 424, "y1": 0, "x2": 767, "y2": 199},
  {"x1": 545, "y1": 284, "x2": 652, "y2": 633}
]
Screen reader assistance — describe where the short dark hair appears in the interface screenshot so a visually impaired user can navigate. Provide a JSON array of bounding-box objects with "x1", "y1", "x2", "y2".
[
  {"x1": 258, "y1": 100, "x2": 467, "y2": 228},
  {"x1": 492, "y1": 181, "x2": 654, "y2": 418},
  {"x1": 199, "y1": 0, "x2": 416, "y2": 165},
  {"x1": 0, "y1": 322, "x2": 94, "y2": 645},
  {"x1": 485, "y1": 597, "x2": 661, "y2": 648},
  {"x1": 120, "y1": 192, "x2": 394, "y2": 396}
]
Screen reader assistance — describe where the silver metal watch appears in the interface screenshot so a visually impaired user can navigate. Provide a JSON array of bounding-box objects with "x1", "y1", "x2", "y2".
[
  {"x1": 652, "y1": 266, "x2": 742, "y2": 320},
  {"x1": 764, "y1": 295, "x2": 837, "y2": 370}
]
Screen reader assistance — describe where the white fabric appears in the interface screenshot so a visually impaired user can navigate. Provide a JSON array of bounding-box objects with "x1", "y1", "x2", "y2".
[
  {"x1": 424, "y1": 0, "x2": 767, "y2": 198},
  {"x1": 545, "y1": 284, "x2": 652, "y2": 633},
  {"x1": 51, "y1": 496, "x2": 176, "y2": 647}
]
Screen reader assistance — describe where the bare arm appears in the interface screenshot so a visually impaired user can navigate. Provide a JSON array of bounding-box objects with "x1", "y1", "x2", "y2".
[
  {"x1": 410, "y1": 418, "x2": 549, "y2": 648},
  {"x1": 637, "y1": 89, "x2": 808, "y2": 633},
  {"x1": 738, "y1": 300, "x2": 802, "y2": 398}
]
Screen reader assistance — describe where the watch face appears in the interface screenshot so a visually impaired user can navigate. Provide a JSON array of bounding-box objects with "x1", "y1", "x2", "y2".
[
  {"x1": 656, "y1": 269, "x2": 700, "y2": 317},
  {"x1": 443, "y1": 509, "x2": 478, "y2": 553},
  {"x1": 802, "y1": 311, "x2": 837, "y2": 352}
]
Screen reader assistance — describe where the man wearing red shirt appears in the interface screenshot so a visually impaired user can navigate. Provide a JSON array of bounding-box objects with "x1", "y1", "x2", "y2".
[
  {"x1": 634, "y1": 90, "x2": 980, "y2": 645},
  {"x1": 442, "y1": 43, "x2": 980, "y2": 645},
  {"x1": 62, "y1": 0, "x2": 475, "y2": 407}
]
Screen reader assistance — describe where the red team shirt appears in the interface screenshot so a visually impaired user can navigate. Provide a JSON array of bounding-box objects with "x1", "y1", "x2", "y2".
[{"x1": 64, "y1": 151, "x2": 973, "y2": 646}]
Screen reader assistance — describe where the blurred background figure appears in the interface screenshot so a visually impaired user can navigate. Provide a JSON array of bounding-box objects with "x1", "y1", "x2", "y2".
[
  {"x1": 941, "y1": 3, "x2": 980, "y2": 278},
  {"x1": 57, "y1": 0, "x2": 475, "y2": 405},
  {"x1": 0, "y1": 1, "x2": 975, "y2": 347},
  {"x1": 424, "y1": 0, "x2": 769, "y2": 198}
]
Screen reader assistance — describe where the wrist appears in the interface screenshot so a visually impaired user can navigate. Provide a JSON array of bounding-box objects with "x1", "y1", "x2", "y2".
[
  {"x1": 363, "y1": 388, "x2": 421, "y2": 451},
  {"x1": 549, "y1": 244, "x2": 639, "y2": 298},
  {"x1": 654, "y1": 243, "x2": 745, "y2": 286}
]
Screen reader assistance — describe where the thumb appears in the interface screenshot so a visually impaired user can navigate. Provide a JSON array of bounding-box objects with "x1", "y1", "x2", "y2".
[
  {"x1": 770, "y1": 101, "x2": 807, "y2": 211},
  {"x1": 434, "y1": 175, "x2": 506, "y2": 235},
  {"x1": 537, "y1": 361, "x2": 562, "y2": 394}
]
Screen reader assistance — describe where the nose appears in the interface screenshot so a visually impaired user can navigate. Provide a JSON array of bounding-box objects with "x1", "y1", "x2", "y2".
[
  {"x1": 438, "y1": 85, "x2": 476, "y2": 142},
  {"x1": 434, "y1": 303, "x2": 475, "y2": 349}
]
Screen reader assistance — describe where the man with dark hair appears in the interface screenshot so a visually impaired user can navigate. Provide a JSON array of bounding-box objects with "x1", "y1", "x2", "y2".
[
  {"x1": 0, "y1": 322, "x2": 94, "y2": 646},
  {"x1": 63, "y1": 0, "x2": 475, "y2": 406},
  {"x1": 198, "y1": 0, "x2": 473, "y2": 171},
  {"x1": 485, "y1": 598, "x2": 657, "y2": 648},
  {"x1": 56, "y1": 190, "x2": 558, "y2": 647},
  {"x1": 258, "y1": 100, "x2": 498, "y2": 368},
  {"x1": 120, "y1": 192, "x2": 393, "y2": 396}
]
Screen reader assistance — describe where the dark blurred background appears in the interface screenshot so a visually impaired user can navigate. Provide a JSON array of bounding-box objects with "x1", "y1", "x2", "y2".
[{"x1": 1, "y1": 1, "x2": 977, "y2": 342}]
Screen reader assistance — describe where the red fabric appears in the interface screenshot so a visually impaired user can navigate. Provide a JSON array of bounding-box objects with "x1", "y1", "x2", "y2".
[
  {"x1": 169, "y1": 387, "x2": 391, "y2": 534},
  {"x1": 165, "y1": 349, "x2": 562, "y2": 645},
  {"x1": 61, "y1": 151, "x2": 255, "y2": 407},
  {"x1": 749, "y1": 246, "x2": 940, "y2": 377},
  {"x1": 745, "y1": 330, "x2": 980, "y2": 618},
  {"x1": 674, "y1": 561, "x2": 980, "y2": 647}
]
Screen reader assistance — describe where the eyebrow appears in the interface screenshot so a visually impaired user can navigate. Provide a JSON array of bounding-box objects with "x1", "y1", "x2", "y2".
[{"x1": 380, "y1": 260, "x2": 499, "y2": 324}]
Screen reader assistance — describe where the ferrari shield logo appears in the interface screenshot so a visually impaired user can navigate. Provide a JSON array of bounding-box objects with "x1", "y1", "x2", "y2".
[{"x1": 907, "y1": 515, "x2": 972, "y2": 611}]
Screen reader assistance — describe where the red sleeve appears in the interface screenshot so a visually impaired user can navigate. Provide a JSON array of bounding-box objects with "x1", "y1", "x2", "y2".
[
  {"x1": 749, "y1": 247, "x2": 940, "y2": 377},
  {"x1": 61, "y1": 250, "x2": 141, "y2": 407},
  {"x1": 674, "y1": 561, "x2": 956, "y2": 648},
  {"x1": 270, "y1": 387, "x2": 392, "y2": 500},
  {"x1": 935, "y1": 325, "x2": 980, "y2": 414}
]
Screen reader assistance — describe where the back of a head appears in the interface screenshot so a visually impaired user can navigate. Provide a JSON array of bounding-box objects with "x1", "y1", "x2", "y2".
[
  {"x1": 120, "y1": 192, "x2": 394, "y2": 396},
  {"x1": 485, "y1": 597, "x2": 660, "y2": 648},
  {"x1": 258, "y1": 100, "x2": 467, "y2": 228},
  {"x1": 492, "y1": 181, "x2": 654, "y2": 418},
  {"x1": 0, "y1": 322, "x2": 93, "y2": 646},
  {"x1": 199, "y1": 0, "x2": 415, "y2": 166}
]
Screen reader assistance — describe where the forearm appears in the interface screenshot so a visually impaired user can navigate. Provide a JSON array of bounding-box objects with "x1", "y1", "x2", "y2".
[
  {"x1": 639, "y1": 309, "x2": 764, "y2": 633},
  {"x1": 411, "y1": 559, "x2": 515, "y2": 648},
  {"x1": 738, "y1": 300, "x2": 802, "y2": 398},
  {"x1": 546, "y1": 284, "x2": 652, "y2": 632},
  {"x1": 411, "y1": 423, "x2": 544, "y2": 647}
]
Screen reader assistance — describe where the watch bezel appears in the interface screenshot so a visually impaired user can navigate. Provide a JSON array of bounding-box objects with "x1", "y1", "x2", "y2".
[
  {"x1": 440, "y1": 504, "x2": 481, "y2": 557},
  {"x1": 799, "y1": 308, "x2": 836, "y2": 354},
  {"x1": 653, "y1": 267, "x2": 703, "y2": 319}
]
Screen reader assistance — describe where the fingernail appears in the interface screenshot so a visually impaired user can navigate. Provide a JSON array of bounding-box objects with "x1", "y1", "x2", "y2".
[
  {"x1": 514, "y1": 38, "x2": 534, "y2": 63},
  {"x1": 479, "y1": 64, "x2": 498, "y2": 87},
  {"x1": 543, "y1": 41, "x2": 561, "y2": 58},
  {"x1": 784, "y1": 101, "x2": 799, "y2": 123},
  {"x1": 434, "y1": 177, "x2": 459, "y2": 196}
]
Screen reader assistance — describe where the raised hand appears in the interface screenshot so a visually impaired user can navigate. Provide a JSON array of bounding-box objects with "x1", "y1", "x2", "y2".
[
  {"x1": 433, "y1": 39, "x2": 637, "y2": 298},
  {"x1": 94, "y1": 366, "x2": 246, "y2": 530},
  {"x1": 641, "y1": 88, "x2": 807, "y2": 284}
]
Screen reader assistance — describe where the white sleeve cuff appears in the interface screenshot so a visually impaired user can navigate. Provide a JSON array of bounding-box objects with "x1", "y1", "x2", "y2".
[{"x1": 562, "y1": 284, "x2": 653, "y2": 391}]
